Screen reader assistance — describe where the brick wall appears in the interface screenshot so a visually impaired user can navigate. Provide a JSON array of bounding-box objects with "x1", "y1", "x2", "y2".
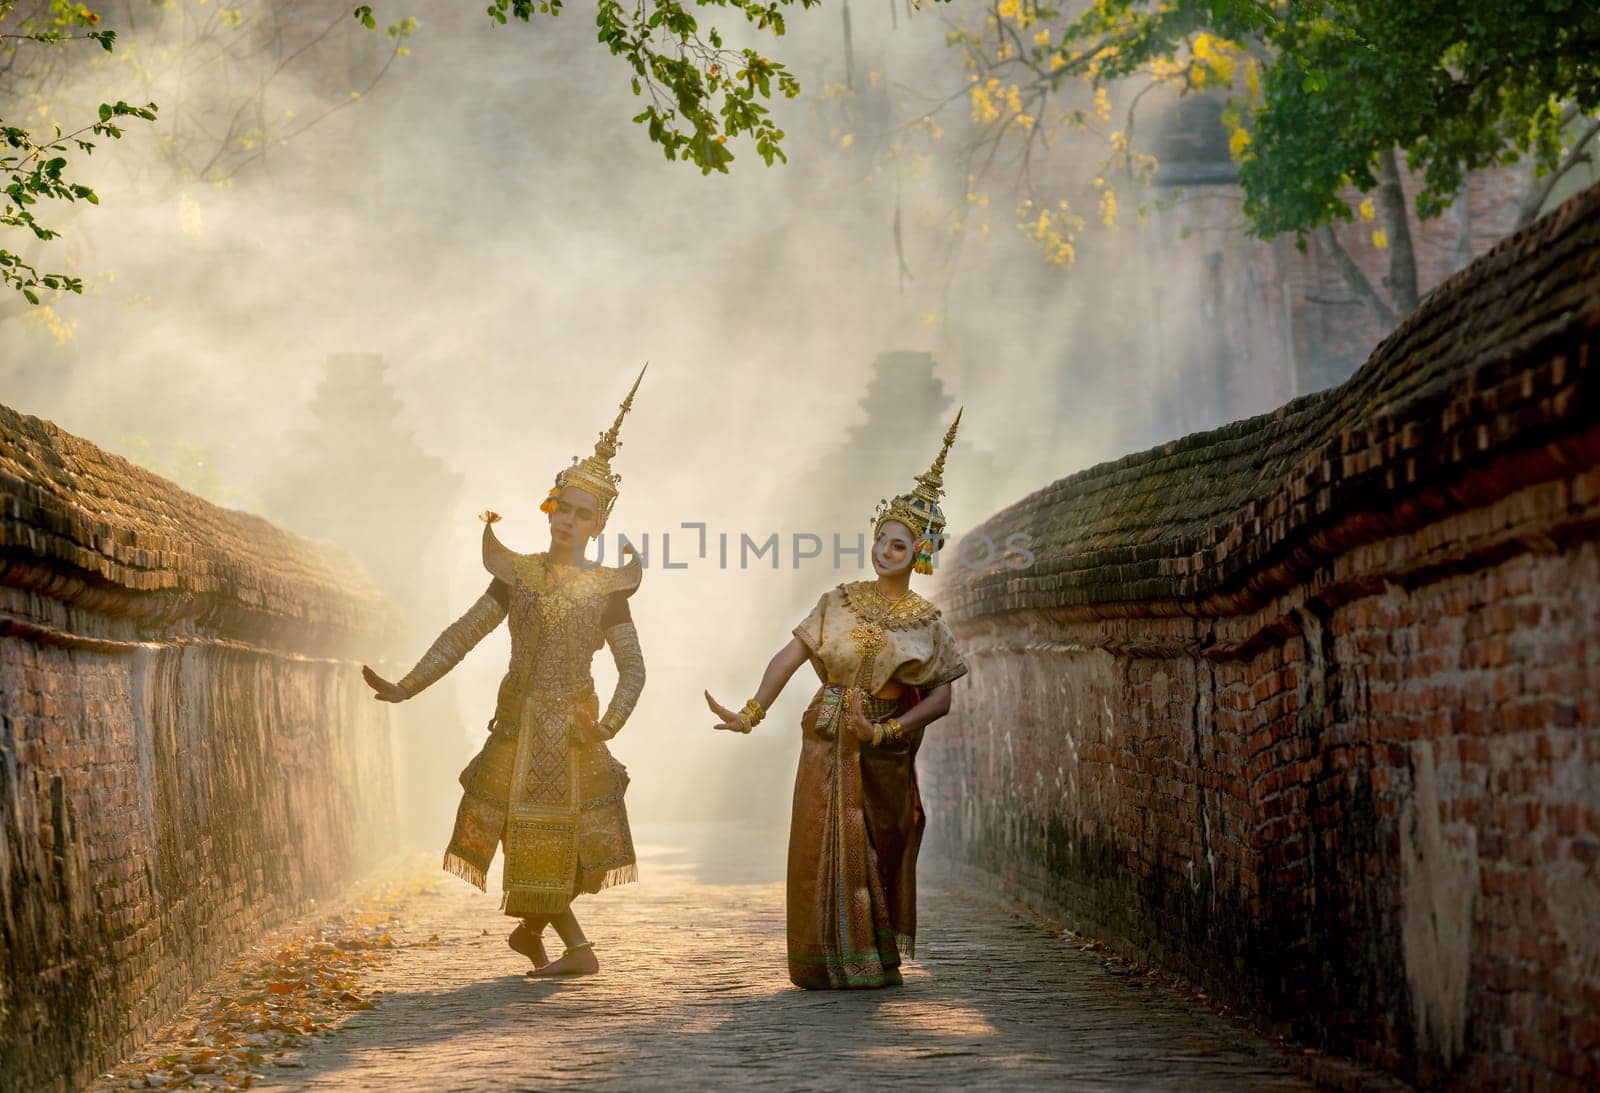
[
  {"x1": 0, "y1": 406, "x2": 396, "y2": 1091},
  {"x1": 927, "y1": 183, "x2": 1600, "y2": 1089}
]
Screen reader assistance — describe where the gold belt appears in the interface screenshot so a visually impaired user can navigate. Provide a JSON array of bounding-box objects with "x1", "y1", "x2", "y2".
[{"x1": 814, "y1": 683, "x2": 901, "y2": 739}]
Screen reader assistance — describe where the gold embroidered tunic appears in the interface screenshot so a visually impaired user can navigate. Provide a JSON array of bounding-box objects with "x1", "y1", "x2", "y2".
[
  {"x1": 792, "y1": 581, "x2": 967, "y2": 698},
  {"x1": 398, "y1": 526, "x2": 645, "y2": 917},
  {"x1": 785, "y1": 581, "x2": 967, "y2": 989}
]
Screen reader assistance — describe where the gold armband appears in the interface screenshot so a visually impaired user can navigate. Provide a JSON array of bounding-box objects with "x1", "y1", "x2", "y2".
[
  {"x1": 737, "y1": 698, "x2": 766, "y2": 733},
  {"x1": 398, "y1": 593, "x2": 507, "y2": 697},
  {"x1": 599, "y1": 622, "x2": 646, "y2": 736}
]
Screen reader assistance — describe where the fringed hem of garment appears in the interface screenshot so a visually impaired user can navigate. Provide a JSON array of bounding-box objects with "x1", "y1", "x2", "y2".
[
  {"x1": 596, "y1": 863, "x2": 638, "y2": 891},
  {"x1": 897, "y1": 932, "x2": 916, "y2": 960},
  {"x1": 442, "y1": 851, "x2": 487, "y2": 892},
  {"x1": 501, "y1": 889, "x2": 574, "y2": 917}
]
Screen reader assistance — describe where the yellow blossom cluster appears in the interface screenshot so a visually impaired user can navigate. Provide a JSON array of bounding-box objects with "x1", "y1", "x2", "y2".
[
  {"x1": 971, "y1": 77, "x2": 1001, "y2": 124},
  {"x1": 1093, "y1": 177, "x2": 1118, "y2": 228},
  {"x1": 996, "y1": 0, "x2": 1038, "y2": 30},
  {"x1": 24, "y1": 305, "x2": 76, "y2": 347},
  {"x1": 1017, "y1": 198, "x2": 1084, "y2": 265},
  {"x1": 970, "y1": 77, "x2": 1029, "y2": 128},
  {"x1": 1190, "y1": 33, "x2": 1241, "y2": 89}
]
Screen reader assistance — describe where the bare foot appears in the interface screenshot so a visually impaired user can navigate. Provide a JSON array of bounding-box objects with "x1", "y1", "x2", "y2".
[
  {"x1": 527, "y1": 944, "x2": 599, "y2": 978},
  {"x1": 508, "y1": 923, "x2": 549, "y2": 968}
]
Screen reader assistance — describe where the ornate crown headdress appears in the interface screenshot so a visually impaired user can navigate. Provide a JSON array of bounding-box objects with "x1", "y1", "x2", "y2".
[
  {"x1": 539, "y1": 363, "x2": 647, "y2": 528},
  {"x1": 873, "y1": 407, "x2": 962, "y2": 574}
]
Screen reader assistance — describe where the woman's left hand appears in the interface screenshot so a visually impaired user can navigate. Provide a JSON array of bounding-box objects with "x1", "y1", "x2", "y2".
[
  {"x1": 844, "y1": 688, "x2": 875, "y2": 744},
  {"x1": 705, "y1": 690, "x2": 748, "y2": 733},
  {"x1": 575, "y1": 709, "x2": 612, "y2": 745}
]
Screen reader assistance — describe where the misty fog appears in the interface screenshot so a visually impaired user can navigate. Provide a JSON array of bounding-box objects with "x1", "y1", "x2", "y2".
[{"x1": 1, "y1": 1, "x2": 1273, "y2": 839}]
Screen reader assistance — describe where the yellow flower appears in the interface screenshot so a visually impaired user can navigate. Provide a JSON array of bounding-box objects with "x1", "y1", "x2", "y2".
[
  {"x1": 1371, "y1": 229, "x2": 1389, "y2": 250},
  {"x1": 970, "y1": 86, "x2": 999, "y2": 125},
  {"x1": 1034, "y1": 28, "x2": 1050, "y2": 46},
  {"x1": 24, "y1": 305, "x2": 75, "y2": 347},
  {"x1": 1099, "y1": 187, "x2": 1118, "y2": 228},
  {"x1": 1358, "y1": 196, "x2": 1376, "y2": 222},
  {"x1": 1228, "y1": 126, "x2": 1250, "y2": 160},
  {"x1": 1192, "y1": 33, "x2": 1237, "y2": 86}
]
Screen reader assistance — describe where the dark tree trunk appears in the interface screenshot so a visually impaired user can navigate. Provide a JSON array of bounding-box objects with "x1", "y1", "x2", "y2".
[{"x1": 1376, "y1": 148, "x2": 1420, "y2": 315}]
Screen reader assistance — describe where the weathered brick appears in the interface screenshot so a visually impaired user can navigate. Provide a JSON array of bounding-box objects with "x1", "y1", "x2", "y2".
[
  {"x1": 0, "y1": 404, "x2": 397, "y2": 1091},
  {"x1": 928, "y1": 182, "x2": 1600, "y2": 1091}
]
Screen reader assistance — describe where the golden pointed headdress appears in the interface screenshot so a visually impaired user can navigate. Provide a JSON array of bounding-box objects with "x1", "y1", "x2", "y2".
[
  {"x1": 873, "y1": 407, "x2": 962, "y2": 556},
  {"x1": 546, "y1": 364, "x2": 646, "y2": 528}
]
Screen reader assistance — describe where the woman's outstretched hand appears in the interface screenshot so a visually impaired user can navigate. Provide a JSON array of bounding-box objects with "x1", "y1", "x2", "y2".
[
  {"x1": 362, "y1": 665, "x2": 407, "y2": 703},
  {"x1": 844, "y1": 688, "x2": 875, "y2": 744},
  {"x1": 705, "y1": 690, "x2": 747, "y2": 733}
]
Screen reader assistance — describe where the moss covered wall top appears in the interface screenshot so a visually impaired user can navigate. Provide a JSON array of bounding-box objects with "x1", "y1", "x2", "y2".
[
  {"x1": 0, "y1": 403, "x2": 389, "y2": 653},
  {"x1": 942, "y1": 183, "x2": 1600, "y2": 623}
]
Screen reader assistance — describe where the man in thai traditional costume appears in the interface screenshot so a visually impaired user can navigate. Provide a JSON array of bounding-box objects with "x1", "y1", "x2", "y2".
[
  {"x1": 705, "y1": 411, "x2": 968, "y2": 989},
  {"x1": 361, "y1": 370, "x2": 648, "y2": 977}
]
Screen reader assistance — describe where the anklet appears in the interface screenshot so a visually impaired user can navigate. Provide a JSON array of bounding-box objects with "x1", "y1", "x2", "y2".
[{"x1": 566, "y1": 941, "x2": 594, "y2": 954}]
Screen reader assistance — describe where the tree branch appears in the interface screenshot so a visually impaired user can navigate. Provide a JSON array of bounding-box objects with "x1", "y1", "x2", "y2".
[
  {"x1": 1516, "y1": 116, "x2": 1600, "y2": 227},
  {"x1": 1314, "y1": 224, "x2": 1398, "y2": 329}
]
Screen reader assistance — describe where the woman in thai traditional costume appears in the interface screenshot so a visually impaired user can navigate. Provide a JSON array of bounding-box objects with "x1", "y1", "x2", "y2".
[
  {"x1": 361, "y1": 369, "x2": 648, "y2": 978},
  {"x1": 705, "y1": 411, "x2": 968, "y2": 989}
]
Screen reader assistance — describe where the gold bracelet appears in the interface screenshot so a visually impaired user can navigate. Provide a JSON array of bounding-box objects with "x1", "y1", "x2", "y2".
[
  {"x1": 884, "y1": 718, "x2": 905, "y2": 744},
  {"x1": 738, "y1": 698, "x2": 766, "y2": 733},
  {"x1": 871, "y1": 721, "x2": 885, "y2": 747}
]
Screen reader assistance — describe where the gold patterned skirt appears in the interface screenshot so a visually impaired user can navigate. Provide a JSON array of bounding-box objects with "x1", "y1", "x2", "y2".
[
  {"x1": 444, "y1": 688, "x2": 636, "y2": 917},
  {"x1": 787, "y1": 684, "x2": 923, "y2": 989}
]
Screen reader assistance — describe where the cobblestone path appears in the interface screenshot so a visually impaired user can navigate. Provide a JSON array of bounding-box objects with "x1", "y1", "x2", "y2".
[{"x1": 231, "y1": 823, "x2": 1326, "y2": 1091}]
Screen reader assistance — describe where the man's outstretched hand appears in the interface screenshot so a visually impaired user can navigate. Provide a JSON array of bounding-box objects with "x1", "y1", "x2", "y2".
[
  {"x1": 574, "y1": 708, "x2": 613, "y2": 745},
  {"x1": 362, "y1": 664, "x2": 407, "y2": 703}
]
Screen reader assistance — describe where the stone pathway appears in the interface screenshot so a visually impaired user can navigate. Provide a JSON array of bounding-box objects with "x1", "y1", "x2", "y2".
[{"x1": 239, "y1": 823, "x2": 1322, "y2": 1091}]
